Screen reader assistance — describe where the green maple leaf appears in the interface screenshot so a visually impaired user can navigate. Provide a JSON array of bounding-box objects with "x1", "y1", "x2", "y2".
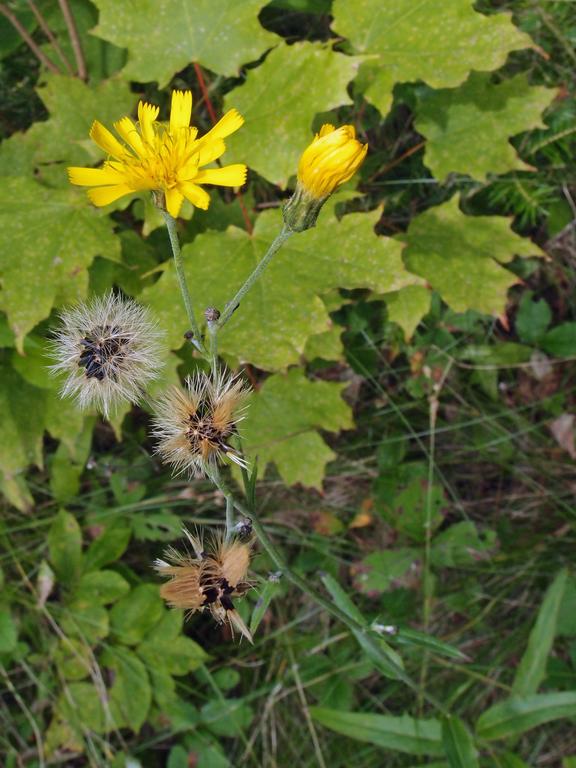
[
  {"x1": 91, "y1": 0, "x2": 279, "y2": 85},
  {"x1": 0, "y1": 74, "x2": 135, "y2": 178},
  {"x1": 415, "y1": 73, "x2": 556, "y2": 180},
  {"x1": 142, "y1": 203, "x2": 417, "y2": 370},
  {"x1": 0, "y1": 341, "x2": 94, "y2": 508},
  {"x1": 241, "y1": 368, "x2": 353, "y2": 488},
  {"x1": 0, "y1": 363, "x2": 46, "y2": 509},
  {"x1": 402, "y1": 197, "x2": 544, "y2": 316},
  {"x1": 304, "y1": 317, "x2": 344, "y2": 362},
  {"x1": 332, "y1": 0, "x2": 534, "y2": 116},
  {"x1": 0, "y1": 178, "x2": 120, "y2": 349},
  {"x1": 9, "y1": 334, "x2": 89, "y2": 450},
  {"x1": 384, "y1": 285, "x2": 432, "y2": 341},
  {"x1": 223, "y1": 42, "x2": 362, "y2": 185}
]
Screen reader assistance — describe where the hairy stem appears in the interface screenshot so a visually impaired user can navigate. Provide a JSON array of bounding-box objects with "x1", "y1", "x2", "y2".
[
  {"x1": 161, "y1": 210, "x2": 205, "y2": 353},
  {"x1": 217, "y1": 225, "x2": 293, "y2": 329},
  {"x1": 224, "y1": 494, "x2": 235, "y2": 541},
  {"x1": 206, "y1": 319, "x2": 218, "y2": 377}
]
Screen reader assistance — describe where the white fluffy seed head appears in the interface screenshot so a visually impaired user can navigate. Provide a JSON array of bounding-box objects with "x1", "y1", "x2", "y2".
[
  {"x1": 152, "y1": 369, "x2": 250, "y2": 477},
  {"x1": 50, "y1": 292, "x2": 165, "y2": 418}
]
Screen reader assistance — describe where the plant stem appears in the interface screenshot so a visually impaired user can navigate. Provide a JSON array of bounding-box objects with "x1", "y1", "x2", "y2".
[
  {"x1": 0, "y1": 3, "x2": 61, "y2": 74},
  {"x1": 217, "y1": 225, "x2": 293, "y2": 329},
  {"x1": 225, "y1": 494, "x2": 235, "y2": 541},
  {"x1": 161, "y1": 210, "x2": 205, "y2": 354},
  {"x1": 206, "y1": 319, "x2": 218, "y2": 377},
  {"x1": 26, "y1": 0, "x2": 75, "y2": 75},
  {"x1": 57, "y1": 0, "x2": 86, "y2": 80}
]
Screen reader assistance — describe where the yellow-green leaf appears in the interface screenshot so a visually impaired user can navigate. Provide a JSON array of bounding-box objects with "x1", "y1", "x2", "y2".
[
  {"x1": 91, "y1": 0, "x2": 279, "y2": 86},
  {"x1": 0, "y1": 178, "x2": 121, "y2": 350},
  {"x1": 0, "y1": 363, "x2": 46, "y2": 507},
  {"x1": 0, "y1": 364, "x2": 46, "y2": 473},
  {"x1": 332, "y1": 0, "x2": 534, "y2": 116},
  {"x1": 0, "y1": 74, "x2": 135, "y2": 177},
  {"x1": 402, "y1": 197, "x2": 543, "y2": 316},
  {"x1": 385, "y1": 285, "x2": 432, "y2": 340},
  {"x1": 142, "y1": 205, "x2": 416, "y2": 370},
  {"x1": 415, "y1": 73, "x2": 556, "y2": 180},
  {"x1": 224, "y1": 42, "x2": 362, "y2": 185},
  {"x1": 241, "y1": 367, "x2": 353, "y2": 488}
]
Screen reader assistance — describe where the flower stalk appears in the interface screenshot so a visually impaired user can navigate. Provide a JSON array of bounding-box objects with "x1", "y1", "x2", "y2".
[
  {"x1": 217, "y1": 224, "x2": 294, "y2": 329},
  {"x1": 161, "y1": 210, "x2": 205, "y2": 353}
]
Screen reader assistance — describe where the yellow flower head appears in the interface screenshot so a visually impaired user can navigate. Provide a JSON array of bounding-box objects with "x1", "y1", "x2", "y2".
[
  {"x1": 68, "y1": 90, "x2": 247, "y2": 218},
  {"x1": 298, "y1": 123, "x2": 367, "y2": 199}
]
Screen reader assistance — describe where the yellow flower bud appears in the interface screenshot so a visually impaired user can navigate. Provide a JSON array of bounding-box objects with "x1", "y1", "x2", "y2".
[
  {"x1": 298, "y1": 124, "x2": 368, "y2": 199},
  {"x1": 283, "y1": 123, "x2": 367, "y2": 232}
]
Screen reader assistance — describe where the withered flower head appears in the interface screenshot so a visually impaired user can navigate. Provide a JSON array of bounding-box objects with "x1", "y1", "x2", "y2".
[
  {"x1": 50, "y1": 292, "x2": 164, "y2": 417},
  {"x1": 152, "y1": 369, "x2": 250, "y2": 476},
  {"x1": 155, "y1": 528, "x2": 253, "y2": 643}
]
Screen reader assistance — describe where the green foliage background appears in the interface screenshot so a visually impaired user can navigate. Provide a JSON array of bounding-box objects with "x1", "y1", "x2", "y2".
[{"x1": 0, "y1": 0, "x2": 575, "y2": 766}]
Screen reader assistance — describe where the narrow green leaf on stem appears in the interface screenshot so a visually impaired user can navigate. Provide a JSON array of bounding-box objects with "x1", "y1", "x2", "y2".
[
  {"x1": 476, "y1": 692, "x2": 576, "y2": 741},
  {"x1": 310, "y1": 707, "x2": 444, "y2": 756},
  {"x1": 512, "y1": 568, "x2": 568, "y2": 697},
  {"x1": 441, "y1": 715, "x2": 479, "y2": 768}
]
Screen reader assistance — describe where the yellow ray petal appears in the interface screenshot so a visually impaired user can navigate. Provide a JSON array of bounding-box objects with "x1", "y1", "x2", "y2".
[
  {"x1": 114, "y1": 116, "x2": 145, "y2": 156},
  {"x1": 67, "y1": 165, "x2": 125, "y2": 187},
  {"x1": 87, "y1": 184, "x2": 133, "y2": 206},
  {"x1": 180, "y1": 182, "x2": 210, "y2": 210},
  {"x1": 138, "y1": 100, "x2": 160, "y2": 145},
  {"x1": 170, "y1": 90, "x2": 193, "y2": 133},
  {"x1": 194, "y1": 164, "x2": 247, "y2": 187},
  {"x1": 89, "y1": 120, "x2": 127, "y2": 159},
  {"x1": 202, "y1": 108, "x2": 244, "y2": 141},
  {"x1": 165, "y1": 187, "x2": 184, "y2": 218},
  {"x1": 197, "y1": 137, "x2": 226, "y2": 167},
  {"x1": 317, "y1": 123, "x2": 336, "y2": 138}
]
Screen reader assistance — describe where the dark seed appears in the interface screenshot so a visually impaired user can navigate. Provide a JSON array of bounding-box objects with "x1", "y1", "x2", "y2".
[
  {"x1": 202, "y1": 587, "x2": 219, "y2": 605},
  {"x1": 77, "y1": 325, "x2": 130, "y2": 382},
  {"x1": 220, "y1": 594, "x2": 234, "y2": 611}
]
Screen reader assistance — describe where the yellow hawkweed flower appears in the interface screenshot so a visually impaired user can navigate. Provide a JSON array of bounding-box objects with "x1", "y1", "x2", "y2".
[
  {"x1": 68, "y1": 90, "x2": 247, "y2": 218},
  {"x1": 283, "y1": 123, "x2": 367, "y2": 232},
  {"x1": 298, "y1": 124, "x2": 367, "y2": 198}
]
